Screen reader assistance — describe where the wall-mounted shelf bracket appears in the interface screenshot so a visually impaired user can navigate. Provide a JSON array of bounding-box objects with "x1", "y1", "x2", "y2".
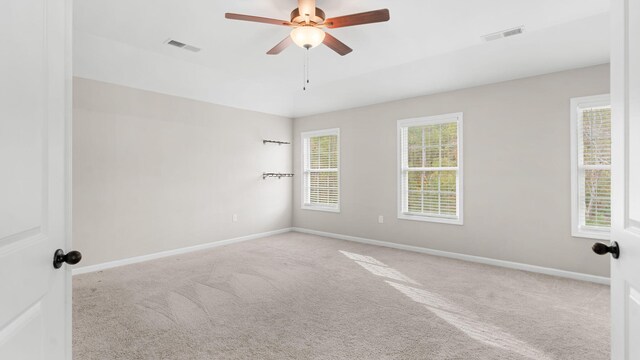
[
  {"x1": 263, "y1": 140, "x2": 291, "y2": 145},
  {"x1": 262, "y1": 172, "x2": 294, "y2": 180}
]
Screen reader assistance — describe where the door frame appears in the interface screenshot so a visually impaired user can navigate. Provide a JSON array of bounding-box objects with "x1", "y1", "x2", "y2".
[{"x1": 62, "y1": 0, "x2": 73, "y2": 357}]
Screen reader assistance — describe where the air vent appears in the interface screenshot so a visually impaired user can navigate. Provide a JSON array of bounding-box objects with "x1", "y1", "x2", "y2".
[
  {"x1": 183, "y1": 45, "x2": 201, "y2": 52},
  {"x1": 164, "y1": 39, "x2": 201, "y2": 52},
  {"x1": 482, "y1": 26, "x2": 525, "y2": 42},
  {"x1": 167, "y1": 39, "x2": 186, "y2": 48}
]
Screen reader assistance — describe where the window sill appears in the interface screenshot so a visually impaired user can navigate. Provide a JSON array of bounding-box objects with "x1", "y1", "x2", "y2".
[
  {"x1": 572, "y1": 228, "x2": 611, "y2": 241},
  {"x1": 398, "y1": 213, "x2": 463, "y2": 225},
  {"x1": 302, "y1": 205, "x2": 341, "y2": 213}
]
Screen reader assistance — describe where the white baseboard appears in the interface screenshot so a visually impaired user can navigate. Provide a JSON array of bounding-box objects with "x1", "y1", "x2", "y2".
[
  {"x1": 292, "y1": 227, "x2": 610, "y2": 285},
  {"x1": 74, "y1": 226, "x2": 610, "y2": 285},
  {"x1": 72, "y1": 228, "x2": 293, "y2": 275}
]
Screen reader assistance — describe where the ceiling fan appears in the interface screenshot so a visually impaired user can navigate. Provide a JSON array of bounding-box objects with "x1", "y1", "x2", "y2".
[{"x1": 225, "y1": 0, "x2": 390, "y2": 56}]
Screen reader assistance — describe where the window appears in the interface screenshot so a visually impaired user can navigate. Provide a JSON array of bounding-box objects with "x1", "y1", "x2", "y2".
[
  {"x1": 398, "y1": 113, "x2": 463, "y2": 224},
  {"x1": 302, "y1": 128, "x2": 340, "y2": 212},
  {"x1": 571, "y1": 94, "x2": 611, "y2": 240}
]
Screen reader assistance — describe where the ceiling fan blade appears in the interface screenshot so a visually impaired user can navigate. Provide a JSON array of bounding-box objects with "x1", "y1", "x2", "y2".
[
  {"x1": 267, "y1": 36, "x2": 293, "y2": 55},
  {"x1": 325, "y1": 9, "x2": 390, "y2": 29},
  {"x1": 298, "y1": 0, "x2": 316, "y2": 20},
  {"x1": 225, "y1": 13, "x2": 291, "y2": 26},
  {"x1": 323, "y1": 33, "x2": 353, "y2": 56}
]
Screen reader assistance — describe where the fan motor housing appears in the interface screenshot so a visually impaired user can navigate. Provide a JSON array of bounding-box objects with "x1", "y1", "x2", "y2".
[{"x1": 290, "y1": 7, "x2": 326, "y2": 25}]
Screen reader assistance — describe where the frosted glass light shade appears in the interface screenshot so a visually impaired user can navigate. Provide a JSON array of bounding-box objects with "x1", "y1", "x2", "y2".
[{"x1": 290, "y1": 26, "x2": 325, "y2": 49}]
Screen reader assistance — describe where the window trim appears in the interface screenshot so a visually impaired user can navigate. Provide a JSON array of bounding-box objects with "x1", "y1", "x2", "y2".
[
  {"x1": 301, "y1": 128, "x2": 341, "y2": 213},
  {"x1": 397, "y1": 113, "x2": 464, "y2": 225},
  {"x1": 570, "y1": 94, "x2": 611, "y2": 240}
]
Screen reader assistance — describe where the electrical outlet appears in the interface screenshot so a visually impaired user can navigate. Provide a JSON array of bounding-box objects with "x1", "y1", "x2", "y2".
[
  {"x1": 232, "y1": 214, "x2": 238, "y2": 222},
  {"x1": 378, "y1": 215, "x2": 384, "y2": 224}
]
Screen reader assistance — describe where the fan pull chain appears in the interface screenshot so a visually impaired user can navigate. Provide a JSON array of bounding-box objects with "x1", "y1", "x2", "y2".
[
  {"x1": 306, "y1": 48, "x2": 310, "y2": 86},
  {"x1": 303, "y1": 47, "x2": 311, "y2": 91}
]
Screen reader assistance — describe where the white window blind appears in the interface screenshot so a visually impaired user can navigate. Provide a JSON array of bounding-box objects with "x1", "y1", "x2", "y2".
[
  {"x1": 302, "y1": 129, "x2": 340, "y2": 211},
  {"x1": 398, "y1": 114, "x2": 463, "y2": 224},
  {"x1": 571, "y1": 94, "x2": 611, "y2": 240}
]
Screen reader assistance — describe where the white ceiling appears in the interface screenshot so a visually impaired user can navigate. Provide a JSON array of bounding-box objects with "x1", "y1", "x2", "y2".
[{"x1": 73, "y1": 0, "x2": 610, "y2": 118}]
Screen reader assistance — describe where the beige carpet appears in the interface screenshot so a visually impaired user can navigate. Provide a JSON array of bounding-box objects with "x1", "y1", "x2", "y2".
[{"x1": 73, "y1": 232, "x2": 609, "y2": 360}]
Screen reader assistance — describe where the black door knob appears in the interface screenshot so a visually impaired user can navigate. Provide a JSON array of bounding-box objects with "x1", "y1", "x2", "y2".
[
  {"x1": 53, "y1": 249, "x2": 82, "y2": 269},
  {"x1": 592, "y1": 241, "x2": 619, "y2": 259}
]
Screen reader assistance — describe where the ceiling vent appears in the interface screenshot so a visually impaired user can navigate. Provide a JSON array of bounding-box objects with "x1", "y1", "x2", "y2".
[
  {"x1": 482, "y1": 26, "x2": 525, "y2": 42},
  {"x1": 164, "y1": 39, "x2": 201, "y2": 52}
]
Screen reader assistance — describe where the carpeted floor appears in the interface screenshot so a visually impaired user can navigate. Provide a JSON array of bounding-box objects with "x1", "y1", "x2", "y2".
[{"x1": 73, "y1": 232, "x2": 610, "y2": 360}]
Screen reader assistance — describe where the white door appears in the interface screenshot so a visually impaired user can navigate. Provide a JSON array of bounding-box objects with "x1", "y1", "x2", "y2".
[
  {"x1": 0, "y1": 0, "x2": 73, "y2": 359},
  {"x1": 610, "y1": 0, "x2": 640, "y2": 359}
]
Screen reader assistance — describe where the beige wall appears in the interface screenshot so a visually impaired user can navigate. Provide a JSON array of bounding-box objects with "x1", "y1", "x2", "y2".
[
  {"x1": 293, "y1": 64, "x2": 611, "y2": 277},
  {"x1": 74, "y1": 65, "x2": 611, "y2": 277},
  {"x1": 73, "y1": 78, "x2": 292, "y2": 267}
]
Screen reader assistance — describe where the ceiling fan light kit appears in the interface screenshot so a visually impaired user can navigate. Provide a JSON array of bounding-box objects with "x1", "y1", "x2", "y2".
[
  {"x1": 290, "y1": 26, "x2": 325, "y2": 49},
  {"x1": 225, "y1": 0, "x2": 390, "y2": 90},
  {"x1": 225, "y1": 0, "x2": 389, "y2": 55}
]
